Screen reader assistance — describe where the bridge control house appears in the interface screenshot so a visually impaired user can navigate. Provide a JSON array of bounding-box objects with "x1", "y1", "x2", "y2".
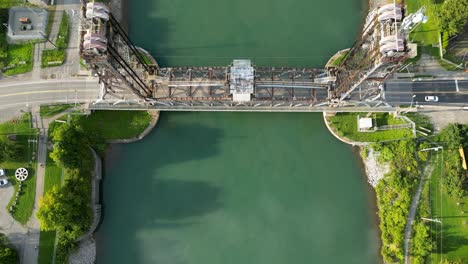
[{"x1": 230, "y1": 60, "x2": 255, "y2": 102}]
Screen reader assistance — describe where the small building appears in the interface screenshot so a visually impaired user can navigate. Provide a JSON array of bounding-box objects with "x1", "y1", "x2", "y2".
[
  {"x1": 358, "y1": 116, "x2": 374, "y2": 132},
  {"x1": 7, "y1": 7, "x2": 48, "y2": 44},
  {"x1": 230, "y1": 60, "x2": 254, "y2": 102}
]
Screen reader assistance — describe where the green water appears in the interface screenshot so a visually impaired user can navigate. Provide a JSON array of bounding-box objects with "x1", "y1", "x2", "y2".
[
  {"x1": 97, "y1": 0, "x2": 379, "y2": 263},
  {"x1": 128, "y1": 0, "x2": 365, "y2": 67},
  {"x1": 97, "y1": 113, "x2": 379, "y2": 263}
]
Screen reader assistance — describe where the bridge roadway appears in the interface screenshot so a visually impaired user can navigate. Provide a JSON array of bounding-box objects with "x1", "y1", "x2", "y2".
[
  {"x1": 0, "y1": 79, "x2": 99, "y2": 122},
  {"x1": 385, "y1": 79, "x2": 468, "y2": 106},
  {"x1": 0, "y1": 78, "x2": 467, "y2": 122}
]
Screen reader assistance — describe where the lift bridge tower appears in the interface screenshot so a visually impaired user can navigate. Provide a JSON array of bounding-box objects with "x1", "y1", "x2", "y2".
[
  {"x1": 80, "y1": 1, "x2": 156, "y2": 102},
  {"x1": 331, "y1": 2, "x2": 411, "y2": 106}
]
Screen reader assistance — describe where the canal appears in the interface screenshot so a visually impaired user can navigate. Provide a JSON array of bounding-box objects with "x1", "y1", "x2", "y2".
[{"x1": 97, "y1": 0, "x2": 379, "y2": 263}]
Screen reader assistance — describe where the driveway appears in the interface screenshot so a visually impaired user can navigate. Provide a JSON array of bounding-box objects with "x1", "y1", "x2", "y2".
[{"x1": 0, "y1": 182, "x2": 27, "y2": 252}]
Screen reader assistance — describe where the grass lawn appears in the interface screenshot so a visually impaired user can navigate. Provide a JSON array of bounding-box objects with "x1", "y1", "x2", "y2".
[
  {"x1": 41, "y1": 13, "x2": 69, "y2": 68},
  {"x1": 406, "y1": 0, "x2": 442, "y2": 46},
  {"x1": 4, "y1": 43, "x2": 34, "y2": 76},
  {"x1": 2, "y1": 136, "x2": 37, "y2": 224},
  {"x1": 40, "y1": 104, "x2": 74, "y2": 118},
  {"x1": 38, "y1": 231, "x2": 56, "y2": 264},
  {"x1": 0, "y1": 113, "x2": 36, "y2": 135},
  {"x1": 429, "y1": 156, "x2": 468, "y2": 263},
  {"x1": 0, "y1": 113, "x2": 38, "y2": 224},
  {"x1": 76, "y1": 111, "x2": 152, "y2": 140},
  {"x1": 328, "y1": 112, "x2": 413, "y2": 142},
  {"x1": 38, "y1": 152, "x2": 62, "y2": 264},
  {"x1": 43, "y1": 153, "x2": 62, "y2": 194}
]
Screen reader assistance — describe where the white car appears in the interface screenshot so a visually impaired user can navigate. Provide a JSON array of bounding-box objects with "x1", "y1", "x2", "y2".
[
  {"x1": 0, "y1": 177, "x2": 8, "y2": 187},
  {"x1": 0, "y1": 169, "x2": 5, "y2": 177},
  {"x1": 425, "y1": 96, "x2": 439, "y2": 102}
]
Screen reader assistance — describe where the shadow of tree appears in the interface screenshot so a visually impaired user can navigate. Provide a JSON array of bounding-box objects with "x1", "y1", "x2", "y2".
[{"x1": 433, "y1": 224, "x2": 468, "y2": 254}]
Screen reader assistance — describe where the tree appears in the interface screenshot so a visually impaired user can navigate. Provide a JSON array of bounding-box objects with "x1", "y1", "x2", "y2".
[
  {"x1": 439, "y1": 0, "x2": 468, "y2": 36},
  {"x1": 36, "y1": 172, "x2": 92, "y2": 234},
  {"x1": 50, "y1": 124, "x2": 88, "y2": 169},
  {"x1": 411, "y1": 222, "x2": 432, "y2": 262},
  {"x1": 0, "y1": 234, "x2": 19, "y2": 264},
  {"x1": 0, "y1": 247, "x2": 18, "y2": 264},
  {"x1": 437, "y1": 124, "x2": 468, "y2": 198}
]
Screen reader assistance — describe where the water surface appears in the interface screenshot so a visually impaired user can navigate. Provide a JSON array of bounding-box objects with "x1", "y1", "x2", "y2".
[
  {"x1": 128, "y1": 0, "x2": 365, "y2": 67},
  {"x1": 97, "y1": 113, "x2": 379, "y2": 264}
]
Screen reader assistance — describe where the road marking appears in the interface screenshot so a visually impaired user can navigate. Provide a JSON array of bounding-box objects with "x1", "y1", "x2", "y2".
[
  {"x1": 0, "y1": 80, "x2": 97, "y2": 88},
  {"x1": 0, "y1": 89, "x2": 98, "y2": 98},
  {"x1": 0, "y1": 99, "x2": 96, "y2": 110},
  {"x1": 387, "y1": 80, "x2": 466, "y2": 84},
  {"x1": 385, "y1": 91, "x2": 463, "y2": 94},
  {"x1": 455, "y1": 80, "x2": 459, "y2": 92}
]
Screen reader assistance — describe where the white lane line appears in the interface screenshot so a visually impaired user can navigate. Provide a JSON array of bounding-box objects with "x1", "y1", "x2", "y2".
[
  {"x1": 388, "y1": 80, "x2": 461, "y2": 84},
  {"x1": 455, "y1": 80, "x2": 459, "y2": 92},
  {"x1": 0, "y1": 80, "x2": 97, "y2": 88},
  {"x1": 0, "y1": 98, "x2": 97, "y2": 109},
  {"x1": 0, "y1": 89, "x2": 98, "y2": 98}
]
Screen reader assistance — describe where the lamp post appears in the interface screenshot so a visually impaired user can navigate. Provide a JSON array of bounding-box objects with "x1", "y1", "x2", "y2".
[{"x1": 409, "y1": 94, "x2": 417, "y2": 109}]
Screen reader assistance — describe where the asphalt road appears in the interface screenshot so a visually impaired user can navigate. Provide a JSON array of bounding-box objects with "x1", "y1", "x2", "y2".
[
  {"x1": 385, "y1": 79, "x2": 468, "y2": 106},
  {"x1": 0, "y1": 79, "x2": 99, "y2": 122}
]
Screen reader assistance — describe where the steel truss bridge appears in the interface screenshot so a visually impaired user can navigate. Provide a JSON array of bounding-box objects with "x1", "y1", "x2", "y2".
[{"x1": 80, "y1": 0, "x2": 412, "y2": 112}]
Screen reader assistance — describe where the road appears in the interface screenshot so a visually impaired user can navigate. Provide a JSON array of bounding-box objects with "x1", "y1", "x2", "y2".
[
  {"x1": 0, "y1": 79, "x2": 99, "y2": 122},
  {"x1": 385, "y1": 79, "x2": 468, "y2": 106}
]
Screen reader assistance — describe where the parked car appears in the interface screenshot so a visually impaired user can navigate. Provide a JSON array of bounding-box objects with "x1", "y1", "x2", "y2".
[
  {"x1": 0, "y1": 169, "x2": 5, "y2": 177},
  {"x1": 425, "y1": 96, "x2": 439, "y2": 102},
  {"x1": 0, "y1": 177, "x2": 8, "y2": 187}
]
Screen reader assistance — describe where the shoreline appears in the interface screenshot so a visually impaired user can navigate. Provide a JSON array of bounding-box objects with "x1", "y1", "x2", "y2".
[{"x1": 353, "y1": 147, "x2": 384, "y2": 264}]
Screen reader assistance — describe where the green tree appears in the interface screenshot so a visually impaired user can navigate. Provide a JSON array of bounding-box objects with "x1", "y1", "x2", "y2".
[
  {"x1": 50, "y1": 124, "x2": 88, "y2": 169},
  {"x1": 36, "y1": 171, "x2": 92, "y2": 234},
  {"x1": 439, "y1": 0, "x2": 468, "y2": 36},
  {"x1": 411, "y1": 222, "x2": 432, "y2": 263},
  {"x1": 0, "y1": 247, "x2": 19, "y2": 264},
  {"x1": 0, "y1": 234, "x2": 19, "y2": 264},
  {"x1": 437, "y1": 124, "x2": 468, "y2": 198}
]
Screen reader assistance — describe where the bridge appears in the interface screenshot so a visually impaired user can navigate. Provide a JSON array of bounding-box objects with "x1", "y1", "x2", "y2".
[{"x1": 78, "y1": 1, "x2": 447, "y2": 112}]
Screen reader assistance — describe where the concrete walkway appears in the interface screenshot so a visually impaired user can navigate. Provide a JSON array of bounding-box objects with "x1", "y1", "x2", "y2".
[{"x1": 19, "y1": 107, "x2": 55, "y2": 264}]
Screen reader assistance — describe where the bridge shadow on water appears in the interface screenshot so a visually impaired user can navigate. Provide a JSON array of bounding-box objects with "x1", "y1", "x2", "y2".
[{"x1": 98, "y1": 113, "x2": 224, "y2": 264}]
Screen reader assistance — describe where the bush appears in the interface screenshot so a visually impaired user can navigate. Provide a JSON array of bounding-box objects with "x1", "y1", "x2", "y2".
[
  {"x1": 41, "y1": 49, "x2": 65, "y2": 67},
  {"x1": 437, "y1": 124, "x2": 468, "y2": 199},
  {"x1": 374, "y1": 140, "x2": 420, "y2": 262},
  {"x1": 0, "y1": 233, "x2": 19, "y2": 264}
]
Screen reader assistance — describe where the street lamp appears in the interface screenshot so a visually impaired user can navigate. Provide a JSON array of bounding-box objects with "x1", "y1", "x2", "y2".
[{"x1": 409, "y1": 94, "x2": 417, "y2": 109}]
